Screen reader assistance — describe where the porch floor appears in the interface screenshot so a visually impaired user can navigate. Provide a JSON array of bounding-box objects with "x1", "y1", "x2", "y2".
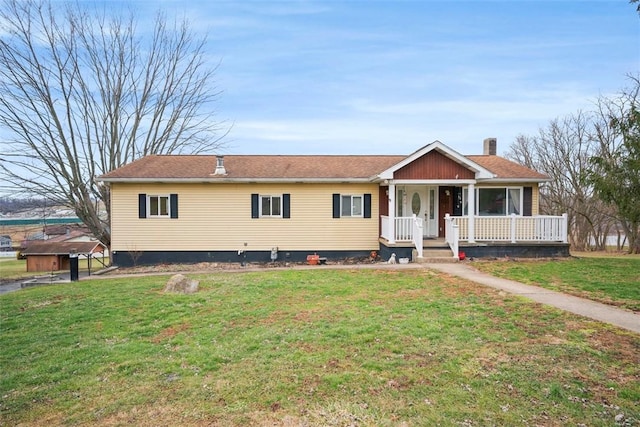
[{"x1": 379, "y1": 237, "x2": 448, "y2": 248}]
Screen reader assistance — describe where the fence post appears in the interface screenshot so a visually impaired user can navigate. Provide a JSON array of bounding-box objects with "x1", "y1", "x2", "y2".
[
  {"x1": 444, "y1": 214, "x2": 450, "y2": 244},
  {"x1": 69, "y1": 249, "x2": 79, "y2": 282},
  {"x1": 452, "y1": 224, "x2": 459, "y2": 259},
  {"x1": 412, "y1": 214, "x2": 423, "y2": 258}
]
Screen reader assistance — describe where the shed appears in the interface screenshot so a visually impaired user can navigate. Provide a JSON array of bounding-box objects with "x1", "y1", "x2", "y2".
[{"x1": 20, "y1": 241, "x2": 106, "y2": 273}]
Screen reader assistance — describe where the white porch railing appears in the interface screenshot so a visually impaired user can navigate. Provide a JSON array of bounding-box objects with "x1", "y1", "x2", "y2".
[
  {"x1": 445, "y1": 213, "x2": 568, "y2": 243},
  {"x1": 444, "y1": 215, "x2": 459, "y2": 259},
  {"x1": 380, "y1": 215, "x2": 424, "y2": 258},
  {"x1": 412, "y1": 215, "x2": 423, "y2": 258},
  {"x1": 396, "y1": 216, "x2": 416, "y2": 241},
  {"x1": 381, "y1": 216, "x2": 418, "y2": 242},
  {"x1": 382, "y1": 213, "x2": 567, "y2": 259},
  {"x1": 381, "y1": 215, "x2": 392, "y2": 241}
]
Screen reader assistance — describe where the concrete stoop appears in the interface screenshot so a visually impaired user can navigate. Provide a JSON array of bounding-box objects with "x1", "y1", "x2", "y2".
[{"x1": 413, "y1": 248, "x2": 458, "y2": 263}]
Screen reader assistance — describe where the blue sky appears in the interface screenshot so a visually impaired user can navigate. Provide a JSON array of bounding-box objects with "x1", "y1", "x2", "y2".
[{"x1": 98, "y1": 1, "x2": 638, "y2": 156}]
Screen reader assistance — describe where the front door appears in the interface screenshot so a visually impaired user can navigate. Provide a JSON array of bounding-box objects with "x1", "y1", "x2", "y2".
[
  {"x1": 408, "y1": 188, "x2": 427, "y2": 238},
  {"x1": 438, "y1": 186, "x2": 454, "y2": 238},
  {"x1": 406, "y1": 186, "x2": 438, "y2": 238}
]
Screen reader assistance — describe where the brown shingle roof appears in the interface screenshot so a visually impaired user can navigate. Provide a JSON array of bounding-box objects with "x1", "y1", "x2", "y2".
[
  {"x1": 98, "y1": 152, "x2": 548, "y2": 182},
  {"x1": 99, "y1": 155, "x2": 405, "y2": 180},
  {"x1": 21, "y1": 241, "x2": 105, "y2": 255},
  {"x1": 468, "y1": 155, "x2": 549, "y2": 180}
]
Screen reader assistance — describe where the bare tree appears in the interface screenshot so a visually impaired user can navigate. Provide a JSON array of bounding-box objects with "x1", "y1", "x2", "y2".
[
  {"x1": 506, "y1": 113, "x2": 607, "y2": 251},
  {"x1": 589, "y1": 75, "x2": 640, "y2": 254},
  {"x1": 0, "y1": 0, "x2": 226, "y2": 249},
  {"x1": 508, "y1": 77, "x2": 640, "y2": 253}
]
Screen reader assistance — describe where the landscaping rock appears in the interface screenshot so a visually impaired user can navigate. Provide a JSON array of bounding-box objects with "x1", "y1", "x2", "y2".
[{"x1": 164, "y1": 274, "x2": 199, "y2": 294}]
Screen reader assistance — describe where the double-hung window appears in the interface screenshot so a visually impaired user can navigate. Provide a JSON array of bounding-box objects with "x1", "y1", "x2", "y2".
[
  {"x1": 260, "y1": 195, "x2": 282, "y2": 217},
  {"x1": 138, "y1": 193, "x2": 178, "y2": 219},
  {"x1": 251, "y1": 193, "x2": 290, "y2": 218},
  {"x1": 333, "y1": 193, "x2": 372, "y2": 218},
  {"x1": 341, "y1": 195, "x2": 363, "y2": 217},
  {"x1": 148, "y1": 195, "x2": 170, "y2": 217}
]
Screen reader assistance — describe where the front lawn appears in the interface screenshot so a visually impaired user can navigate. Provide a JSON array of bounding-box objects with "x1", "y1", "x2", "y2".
[
  {"x1": 0, "y1": 257, "x2": 110, "y2": 282},
  {"x1": 472, "y1": 256, "x2": 640, "y2": 312},
  {"x1": 0, "y1": 258, "x2": 29, "y2": 280},
  {"x1": 1, "y1": 269, "x2": 638, "y2": 426}
]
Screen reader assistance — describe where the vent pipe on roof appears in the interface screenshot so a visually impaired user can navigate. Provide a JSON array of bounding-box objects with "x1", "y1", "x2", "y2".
[
  {"x1": 483, "y1": 137, "x2": 497, "y2": 155},
  {"x1": 214, "y1": 155, "x2": 226, "y2": 175}
]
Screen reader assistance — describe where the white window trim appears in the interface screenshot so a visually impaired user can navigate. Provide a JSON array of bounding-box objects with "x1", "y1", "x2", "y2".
[
  {"x1": 341, "y1": 194, "x2": 364, "y2": 217},
  {"x1": 147, "y1": 194, "x2": 170, "y2": 218},
  {"x1": 259, "y1": 195, "x2": 283, "y2": 218},
  {"x1": 464, "y1": 187, "x2": 523, "y2": 216},
  {"x1": 506, "y1": 187, "x2": 523, "y2": 216}
]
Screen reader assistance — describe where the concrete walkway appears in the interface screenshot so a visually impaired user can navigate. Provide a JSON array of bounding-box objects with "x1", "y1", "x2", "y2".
[{"x1": 425, "y1": 263, "x2": 640, "y2": 334}]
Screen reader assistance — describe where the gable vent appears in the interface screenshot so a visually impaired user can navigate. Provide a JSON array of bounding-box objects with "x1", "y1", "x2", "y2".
[{"x1": 214, "y1": 155, "x2": 227, "y2": 175}]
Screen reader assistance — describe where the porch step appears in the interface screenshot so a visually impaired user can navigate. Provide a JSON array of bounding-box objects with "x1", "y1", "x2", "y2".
[
  {"x1": 413, "y1": 248, "x2": 459, "y2": 263},
  {"x1": 417, "y1": 258, "x2": 459, "y2": 264},
  {"x1": 422, "y1": 248, "x2": 454, "y2": 257}
]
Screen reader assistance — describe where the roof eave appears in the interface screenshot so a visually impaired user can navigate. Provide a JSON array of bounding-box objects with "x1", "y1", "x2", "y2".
[
  {"x1": 477, "y1": 177, "x2": 551, "y2": 183},
  {"x1": 98, "y1": 177, "x2": 375, "y2": 184}
]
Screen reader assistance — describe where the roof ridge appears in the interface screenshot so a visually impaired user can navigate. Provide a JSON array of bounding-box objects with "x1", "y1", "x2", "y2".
[{"x1": 152, "y1": 154, "x2": 406, "y2": 157}]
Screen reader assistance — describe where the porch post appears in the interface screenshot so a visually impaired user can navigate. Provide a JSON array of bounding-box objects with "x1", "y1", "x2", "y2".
[
  {"x1": 467, "y1": 183, "x2": 475, "y2": 243},
  {"x1": 388, "y1": 183, "x2": 396, "y2": 244}
]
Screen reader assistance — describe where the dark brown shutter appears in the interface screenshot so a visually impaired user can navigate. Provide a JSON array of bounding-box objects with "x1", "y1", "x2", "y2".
[
  {"x1": 251, "y1": 194, "x2": 259, "y2": 218},
  {"x1": 283, "y1": 194, "x2": 290, "y2": 218},
  {"x1": 332, "y1": 194, "x2": 340, "y2": 218},
  {"x1": 170, "y1": 194, "x2": 178, "y2": 218},
  {"x1": 138, "y1": 194, "x2": 146, "y2": 218},
  {"x1": 523, "y1": 187, "x2": 532, "y2": 216},
  {"x1": 364, "y1": 194, "x2": 372, "y2": 218}
]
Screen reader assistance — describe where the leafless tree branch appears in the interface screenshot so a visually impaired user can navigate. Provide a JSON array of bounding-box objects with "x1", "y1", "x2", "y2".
[{"x1": 0, "y1": 0, "x2": 228, "y2": 249}]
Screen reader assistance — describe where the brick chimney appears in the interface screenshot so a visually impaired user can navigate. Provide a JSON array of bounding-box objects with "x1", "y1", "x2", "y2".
[{"x1": 483, "y1": 137, "x2": 497, "y2": 155}]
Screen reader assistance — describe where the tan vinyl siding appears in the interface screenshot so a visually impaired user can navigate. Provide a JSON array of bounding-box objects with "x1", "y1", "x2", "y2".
[
  {"x1": 532, "y1": 184, "x2": 540, "y2": 215},
  {"x1": 110, "y1": 182, "x2": 380, "y2": 252}
]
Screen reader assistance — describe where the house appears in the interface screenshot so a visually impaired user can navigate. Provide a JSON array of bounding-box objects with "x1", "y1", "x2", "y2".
[
  {"x1": 42, "y1": 224, "x2": 97, "y2": 243},
  {"x1": 98, "y1": 139, "x2": 569, "y2": 267},
  {"x1": 0, "y1": 235, "x2": 11, "y2": 251}
]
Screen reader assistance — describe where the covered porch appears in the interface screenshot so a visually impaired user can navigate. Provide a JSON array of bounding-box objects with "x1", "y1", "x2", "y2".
[
  {"x1": 374, "y1": 140, "x2": 569, "y2": 260},
  {"x1": 379, "y1": 183, "x2": 568, "y2": 259}
]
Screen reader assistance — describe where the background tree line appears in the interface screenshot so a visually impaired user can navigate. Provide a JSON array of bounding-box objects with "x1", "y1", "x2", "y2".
[
  {"x1": 0, "y1": 197, "x2": 54, "y2": 214},
  {"x1": 506, "y1": 75, "x2": 640, "y2": 253}
]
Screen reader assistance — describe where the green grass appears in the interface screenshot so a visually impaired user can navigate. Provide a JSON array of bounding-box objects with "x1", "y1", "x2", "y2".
[
  {"x1": 1, "y1": 268, "x2": 639, "y2": 426},
  {"x1": 473, "y1": 256, "x2": 640, "y2": 312},
  {"x1": 0, "y1": 257, "x2": 109, "y2": 281},
  {"x1": 0, "y1": 258, "x2": 29, "y2": 280}
]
